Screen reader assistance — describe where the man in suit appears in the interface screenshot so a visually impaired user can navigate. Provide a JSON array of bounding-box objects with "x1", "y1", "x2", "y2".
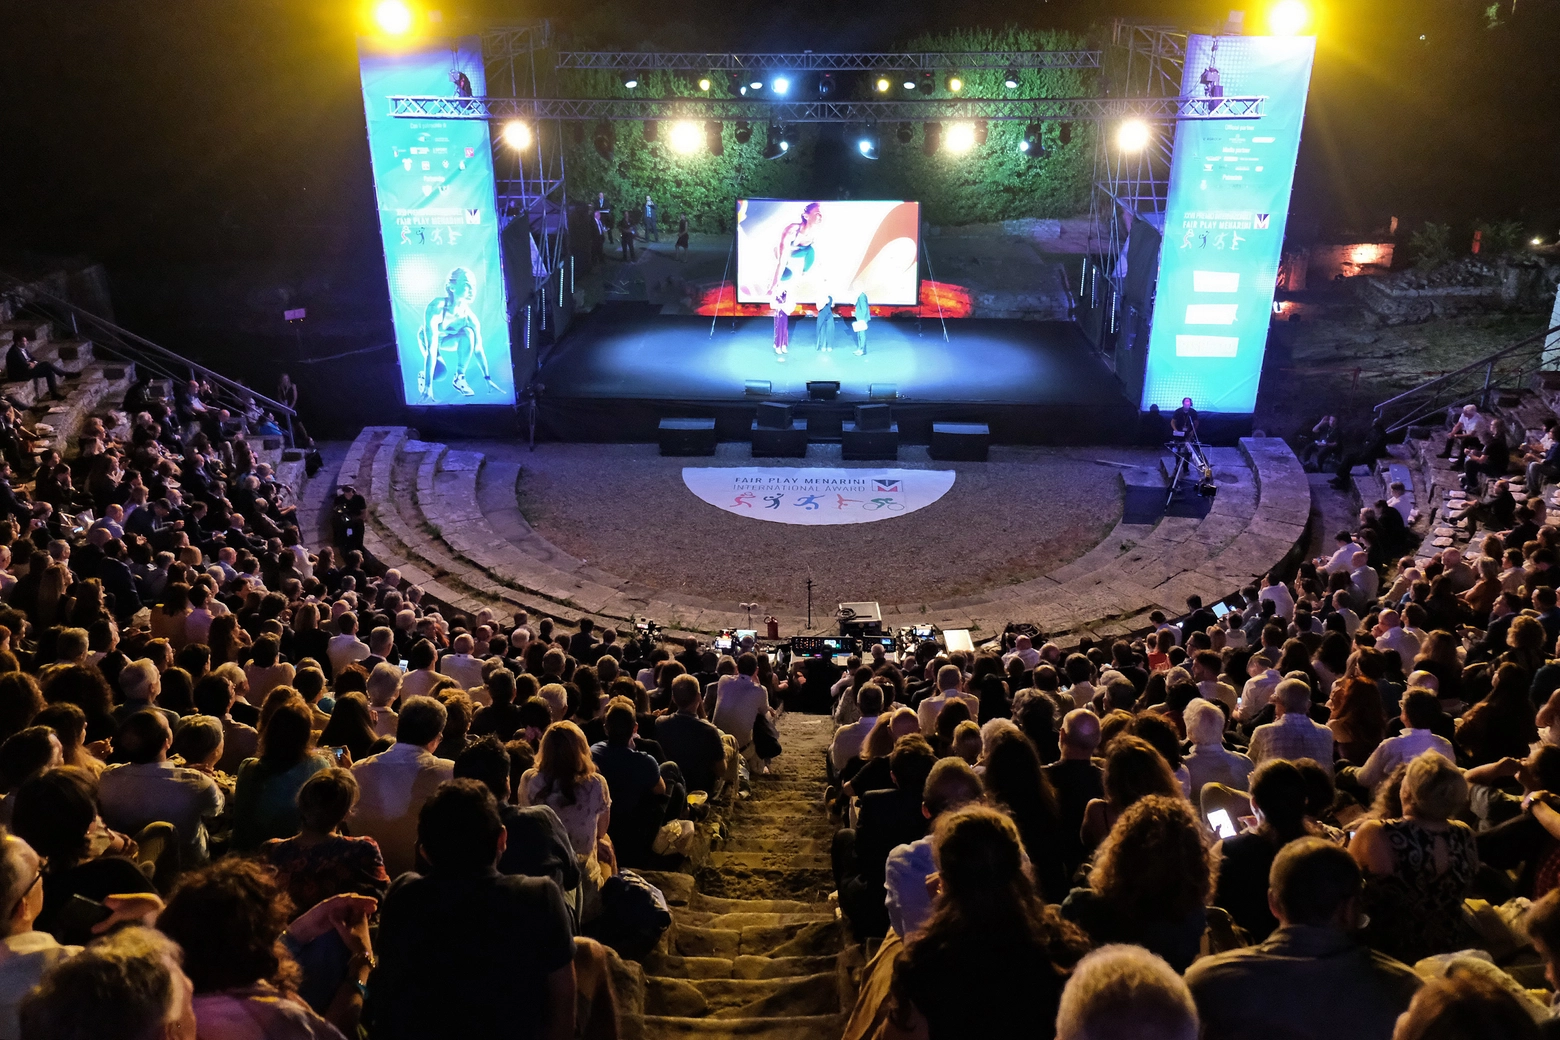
[
  {"x1": 830, "y1": 734, "x2": 937, "y2": 940},
  {"x1": 5, "y1": 334, "x2": 66, "y2": 400}
]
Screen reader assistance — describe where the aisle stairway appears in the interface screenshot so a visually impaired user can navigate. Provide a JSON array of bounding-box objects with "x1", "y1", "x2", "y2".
[{"x1": 625, "y1": 713, "x2": 856, "y2": 1040}]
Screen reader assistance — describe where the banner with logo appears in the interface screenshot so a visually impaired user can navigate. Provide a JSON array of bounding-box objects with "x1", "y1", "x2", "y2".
[
  {"x1": 359, "y1": 36, "x2": 515, "y2": 407},
  {"x1": 1140, "y1": 34, "x2": 1316, "y2": 414},
  {"x1": 682, "y1": 468, "x2": 956, "y2": 525}
]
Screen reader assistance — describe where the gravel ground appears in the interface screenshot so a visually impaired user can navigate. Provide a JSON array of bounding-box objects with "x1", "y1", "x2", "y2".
[{"x1": 475, "y1": 441, "x2": 1149, "y2": 612}]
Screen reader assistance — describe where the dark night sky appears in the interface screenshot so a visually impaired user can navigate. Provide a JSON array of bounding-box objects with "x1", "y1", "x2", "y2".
[{"x1": 0, "y1": 0, "x2": 1556, "y2": 422}]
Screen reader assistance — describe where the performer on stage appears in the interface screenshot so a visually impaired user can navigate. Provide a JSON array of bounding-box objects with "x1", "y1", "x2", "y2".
[
  {"x1": 417, "y1": 267, "x2": 499, "y2": 401},
  {"x1": 644, "y1": 195, "x2": 659, "y2": 242},
  {"x1": 852, "y1": 291, "x2": 870, "y2": 356},
  {"x1": 772, "y1": 292, "x2": 791, "y2": 361},
  {"x1": 767, "y1": 202, "x2": 823, "y2": 300},
  {"x1": 815, "y1": 293, "x2": 836, "y2": 353},
  {"x1": 1172, "y1": 397, "x2": 1199, "y2": 438}
]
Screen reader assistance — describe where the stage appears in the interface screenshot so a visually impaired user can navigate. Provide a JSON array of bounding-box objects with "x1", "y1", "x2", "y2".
[{"x1": 534, "y1": 306, "x2": 1141, "y2": 444}]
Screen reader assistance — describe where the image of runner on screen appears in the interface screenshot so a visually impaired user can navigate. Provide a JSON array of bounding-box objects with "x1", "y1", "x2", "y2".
[
  {"x1": 416, "y1": 267, "x2": 499, "y2": 402},
  {"x1": 767, "y1": 202, "x2": 823, "y2": 301}
]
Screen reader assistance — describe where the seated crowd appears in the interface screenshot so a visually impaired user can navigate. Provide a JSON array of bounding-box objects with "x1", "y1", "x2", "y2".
[
  {"x1": 0, "y1": 391, "x2": 787, "y2": 1039},
  {"x1": 828, "y1": 484, "x2": 1560, "y2": 1038}
]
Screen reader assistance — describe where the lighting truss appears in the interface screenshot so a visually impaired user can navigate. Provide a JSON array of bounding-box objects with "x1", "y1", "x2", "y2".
[
  {"x1": 553, "y1": 50, "x2": 1103, "y2": 71},
  {"x1": 385, "y1": 94, "x2": 1266, "y2": 122}
]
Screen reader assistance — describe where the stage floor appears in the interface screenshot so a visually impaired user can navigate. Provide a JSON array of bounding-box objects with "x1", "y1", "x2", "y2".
[{"x1": 541, "y1": 310, "x2": 1128, "y2": 405}]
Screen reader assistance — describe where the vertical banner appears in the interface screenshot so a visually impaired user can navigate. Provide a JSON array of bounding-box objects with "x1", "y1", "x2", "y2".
[
  {"x1": 359, "y1": 37, "x2": 515, "y2": 406},
  {"x1": 1140, "y1": 35, "x2": 1315, "y2": 414}
]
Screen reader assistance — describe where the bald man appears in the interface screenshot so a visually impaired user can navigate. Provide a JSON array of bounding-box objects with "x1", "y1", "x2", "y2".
[
  {"x1": 438, "y1": 632, "x2": 486, "y2": 691},
  {"x1": 1004, "y1": 635, "x2": 1041, "y2": 670},
  {"x1": 1043, "y1": 708, "x2": 1104, "y2": 874}
]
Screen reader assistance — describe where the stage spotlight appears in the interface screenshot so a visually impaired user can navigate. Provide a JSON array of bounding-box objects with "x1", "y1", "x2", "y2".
[
  {"x1": 923, "y1": 121, "x2": 941, "y2": 155},
  {"x1": 706, "y1": 120, "x2": 724, "y2": 155},
  {"x1": 1534, "y1": 237, "x2": 1546, "y2": 246},
  {"x1": 902, "y1": 73, "x2": 917, "y2": 90},
  {"x1": 1117, "y1": 119, "x2": 1151, "y2": 151},
  {"x1": 501, "y1": 120, "x2": 531, "y2": 150},
  {"x1": 896, "y1": 122, "x2": 913, "y2": 144},
  {"x1": 917, "y1": 72, "x2": 934, "y2": 94},
  {"x1": 734, "y1": 120, "x2": 753, "y2": 143},
  {"x1": 749, "y1": 77, "x2": 765, "y2": 90},
  {"x1": 857, "y1": 123, "x2": 880, "y2": 160},
  {"x1": 875, "y1": 75, "x2": 892, "y2": 93},
  {"x1": 373, "y1": 0, "x2": 413, "y2": 34},
  {"x1": 818, "y1": 72, "x2": 836, "y2": 96},
  {"x1": 771, "y1": 75, "x2": 791, "y2": 95},
  {"x1": 592, "y1": 121, "x2": 615, "y2": 159},
  {"x1": 669, "y1": 120, "x2": 702, "y2": 153},
  {"x1": 622, "y1": 72, "x2": 641, "y2": 89},
  {"x1": 1268, "y1": 0, "x2": 1311, "y2": 35},
  {"x1": 763, "y1": 124, "x2": 785, "y2": 160},
  {"x1": 1059, "y1": 121, "x2": 1073, "y2": 146},
  {"x1": 643, "y1": 119, "x2": 658, "y2": 142},
  {"x1": 945, "y1": 72, "x2": 963, "y2": 92},
  {"x1": 1003, "y1": 69, "x2": 1019, "y2": 89},
  {"x1": 698, "y1": 76, "x2": 712, "y2": 91},
  {"x1": 1019, "y1": 123, "x2": 1043, "y2": 156},
  {"x1": 944, "y1": 122, "x2": 976, "y2": 154}
]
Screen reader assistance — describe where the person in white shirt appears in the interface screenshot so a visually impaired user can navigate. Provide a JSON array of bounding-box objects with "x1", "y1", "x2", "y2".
[
  {"x1": 1328, "y1": 591, "x2": 1361, "y2": 636},
  {"x1": 917, "y1": 665, "x2": 980, "y2": 735},
  {"x1": 438, "y1": 633, "x2": 486, "y2": 691},
  {"x1": 1355, "y1": 689, "x2": 1456, "y2": 792},
  {"x1": 830, "y1": 683, "x2": 883, "y2": 773},
  {"x1": 366, "y1": 663, "x2": 401, "y2": 738},
  {"x1": 97, "y1": 711, "x2": 224, "y2": 866},
  {"x1": 1182, "y1": 698, "x2": 1255, "y2": 800},
  {"x1": 1191, "y1": 651, "x2": 1237, "y2": 713},
  {"x1": 1003, "y1": 635, "x2": 1041, "y2": 671},
  {"x1": 1237, "y1": 652, "x2": 1283, "y2": 725},
  {"x1": 1062, "y1": 655, "x2": 1098, "y2": 710},
  {"x1": 1440, "y1": 403, "x2": 1484, "y2": 460},
  {"x1": 1348, "y1": 552, "x2": 1379, "y2": 610},
  {"x1": 1259, "y1": 573, "x2": 1295, "y2": 621},
  {"x1": 883, "y1": 758, "x2": 985, "y2": 939},
  {"x1": 1318, "y1": 532, "x2": 1359, "y2": 575},
  {"x1": 397, "y1": 640, "x2": 443, "y2": 702},
  {"x1": 0, "y1": 834, "x2": 86, "y2": 1038},
  {"x1": 326, "y1": 612, "x2": 371, "y2": 676},
  {"x1": 713, "y1": 653, "x2": 773, "y2": 768},
  {"x1": 1372, "y1": 609, "x2": 1421, "y2": 663},
  {"x1": 1149, "y1": 613, "x2": 1183, "y2": 646},
  {"x1": 1387, "y1": 480, "x2": 1415, "y2": 524},
  {"x1": 350, "y1": 696, "x2": 455, "y2": 877}
]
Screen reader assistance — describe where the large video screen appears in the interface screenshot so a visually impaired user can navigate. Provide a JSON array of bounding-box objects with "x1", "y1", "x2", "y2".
[
  {"x1": 359, "y1": 36, "x2": 515, "y2": 407},
  {"x1": 1140, "y1": 35, "x2": 1316, "y2": 414},
  {"x1": 737, "y1": 200, "x2": 920, "y2": 307}
]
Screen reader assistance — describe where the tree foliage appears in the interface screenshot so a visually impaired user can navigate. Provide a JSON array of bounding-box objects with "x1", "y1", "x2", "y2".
[{"x1": 1408, "y1": 221, "x2": 1454, "y2": 270}]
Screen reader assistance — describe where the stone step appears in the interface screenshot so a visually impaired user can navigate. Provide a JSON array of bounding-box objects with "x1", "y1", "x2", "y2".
[
  {"x1": 671, "y1": 920, "x2": 843, "y2": 960},
  {"x1": 685, "y1": 893, "x2": 829, "y2": 917},
  {"x1": 642, "y1": 953, "x2": 839, "y2": 981},
  {"x1": 642, "y1": 1013, "x2": 846, "y2": 1040},
  {"x1": 645, "y1": 972, "x2": 840, "y2": 1019},
  {"x1": 709, "y1": 852, "x2": 833, "y2": 873},
  {"x1": 721, "y1": 837, "x2": 831, "y2": 856},
  {"x1": 672, "y1": 908, "x2": 834, "y2": 930}
]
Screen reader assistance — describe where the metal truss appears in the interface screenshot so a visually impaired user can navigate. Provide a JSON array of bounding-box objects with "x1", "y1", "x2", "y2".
[
  {"x1": 385, "y1": 94, "x2": 1265, "y2": 122},
  {"x1": 553, "y1": 50, "x2": 1102, "y2": 71}
]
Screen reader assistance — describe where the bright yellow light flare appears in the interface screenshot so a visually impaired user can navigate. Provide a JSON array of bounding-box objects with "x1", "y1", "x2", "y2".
[
  {"x1": 875, "y1": 76, "x2": 891, "y2": 93},
  {"x1": 669, "y1": 120, "x2": 704, "y2": 154},
  {"x1": 1117, "y1": 119, "x2": 1151, "y2": 152},
  {"x1": 947, "y1": 75, "x2": 963, "y2": 92},
  {"x1": 944, "y1": 122, "x2": 977, "y2": 154},
  {"x1": 502, "y1": 121, "x2": 531, "y2": 149},
  {"x1": 1269, "y1": 0, "x2": 1311, "y2": 35},
  {"x1": 698, "y1": 77, "x2": 712, "y2": 91},
  {"x1": 373, "y1": 0, "x2": 413, "y2": 34}
]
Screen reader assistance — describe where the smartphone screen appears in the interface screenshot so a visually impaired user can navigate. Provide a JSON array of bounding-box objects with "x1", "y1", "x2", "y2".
[
  {"x1": 1207, "y1": 809, "x2": 1237, "y2": 839},
  {"x1": 330, "y1": 746, "x2": 350, "y2": 765}
]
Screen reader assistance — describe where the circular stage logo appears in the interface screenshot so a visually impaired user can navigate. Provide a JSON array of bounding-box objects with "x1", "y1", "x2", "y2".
[{"x1": 682, "y1": 467, "x2": 956, "y2": 525}]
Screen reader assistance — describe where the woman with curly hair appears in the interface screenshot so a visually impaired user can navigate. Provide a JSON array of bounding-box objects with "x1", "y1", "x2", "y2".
[
  {"x1": 519, "y1": 720, "x2": 614, "y2": 884},
  {"x1": 1079, "y1": 735, "x2": 1183, "y2": 853},
  {"x1": 1062, "y1": 794, "x2": 1215, "y2": 972},
  {"x1": 41, "y1": 664, "x2": 116, "y2": 744},
  {"x1": 884, "y1": 806, "x2": 1090, "y2": 1039},
  {"x1": 158, "y1": 856, "x2": 375, "y2": 1038}
]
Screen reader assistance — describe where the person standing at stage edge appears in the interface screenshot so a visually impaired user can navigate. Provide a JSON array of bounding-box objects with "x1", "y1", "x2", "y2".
[
  {"x1": 644, "y1": 195, "x2": 658, "y2": 242},
  {"x1": 773, "y1": 293, "x2": 791, "y2": 361},
  {"x1": 853, "y1": 291, "x2": 870, "y2": 356},
  {"x1": 816, "y1": 293, "x2": 836, "y2": 353}
]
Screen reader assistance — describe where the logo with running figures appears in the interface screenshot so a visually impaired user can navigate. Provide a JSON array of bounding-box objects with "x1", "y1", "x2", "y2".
[{"x1": 681, "y1": 468, "x2": 955, "y2": 526}]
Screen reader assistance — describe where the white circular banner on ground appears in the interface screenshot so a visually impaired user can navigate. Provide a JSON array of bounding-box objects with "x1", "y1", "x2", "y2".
[{"x1": 682, "y1": 468, "x2": 956, "y2": 525}]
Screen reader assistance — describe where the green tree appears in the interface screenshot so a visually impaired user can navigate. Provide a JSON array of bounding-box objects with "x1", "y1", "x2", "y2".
[{"x1": 1408, "y1": 221, "x2": 1454, "y2": 271}]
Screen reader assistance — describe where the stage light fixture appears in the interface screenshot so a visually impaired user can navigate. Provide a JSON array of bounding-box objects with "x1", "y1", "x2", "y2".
[
  {"x1": 706, "y1": 120, "x2": 724, "y2": 156},
  {"x1": 945, "y1": 72, "x2": 963, "y2": 92},
  {"x1": 1059, "y1": 122, "x2": 1073, "y2": 146},
  {"x1": 875, "y1": 75, "x2": 892, "y2": 93},
  {"x1": 923, "y1": 121, "x2": 942, "y2": 156},
  {"x1": 669, "y1": 120, "x2": 702, "y2": 154},
  {"x1": 734, "y1": 120, "x2": 753, "y2": 143},
  {"x1": 771, "y1": 75, "x2": 791, "y2": 95},
  {"x1": 917, "y1": 72, "x2": 934, "y2": 94},
  {"x1": 944, "y1": 122, "x2": 976, "y2": 154},
  {"x1": 373, "y1": 0, "x2": 413, "y2": 35},
  {"x1": 1117, "y1": 119, "x2": 1151, "y2": 152},
  {"x1": 501, "y1": 120, "x2": 531, "y2": 150},
  {"x1": 698, "y1": 76, "x2": 712, "y2": 91},
  {"x1": 592, "y1": 121, "x2": 615, "y2": 159},
  {"x1": 726, "y1": 72, "x2": 742, "y2": 94},
  {"x1": 622, "y1": 72, "x2": 641, "y2": 89},
  {"x1": 857, "y1": 123, "x2": 880, "y2": 160},
  {"x1": 1019, "y1": 123, "x2": 1043, "y2": 156},
  {"x1": 1268, "y1": 0, "x2": 1311, "y2": 35},
  {"x1": 1003, "y1": 69, "x2": 1019, "y2": 90},
  {"x1": 1534, "y1": 237, "x2": 1546, "y2": 246},
  {"x1": 762, "y1": 124, "x2": 785, "y2": 160},
  {"x1": 902, "y1": 74, "x2": 918, "y2": 90},
  {"x1": 749, "y1": 77, "x2": 765, "y2": 90},
  {"x1": 818, "y1": 72, "x2": 836, "y2": 96},
  {"x1": 896, "y1": 122, "x2": 913, "y2": 144}
]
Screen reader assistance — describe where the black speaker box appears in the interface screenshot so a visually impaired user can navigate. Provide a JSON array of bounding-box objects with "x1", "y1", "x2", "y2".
[
  {"x1": 755, "y1": 401, "x2": 793, "y2": 430},
  {"x1": 855, "y1": 403, "x2": 892, "y2": 431},
  {"x1": 658, "y1": 417, "x2": 717, "y2": 456},
  {"x1": 930, "y1": 422, "x2": 991, "y2": 461}
]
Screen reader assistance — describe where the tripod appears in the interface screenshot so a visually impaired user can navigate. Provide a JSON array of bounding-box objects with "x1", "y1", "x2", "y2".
[{"x1": 1165, "y1": 435, "x2": 1215, "y2": 507}]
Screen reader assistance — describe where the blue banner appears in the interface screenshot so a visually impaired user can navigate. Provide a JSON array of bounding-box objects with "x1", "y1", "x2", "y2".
[
  {"x1": 1140, "y1": 35, "x2": 1315, "y2": 415},
  {"x1": 359, "y1": 37, "x2": 515, "y2": 406}
]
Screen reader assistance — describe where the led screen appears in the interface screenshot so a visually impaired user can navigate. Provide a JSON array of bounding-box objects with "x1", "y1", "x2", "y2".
[
  {"x1": 359, "y1": 36, "x2": 515, "y2": 406},
  {"x1": 737, "y1": 199, "x2": 920, "y2": 307},
  {"x1": 1140, "y1": 35, "x2": 1316, "y2": 414}
]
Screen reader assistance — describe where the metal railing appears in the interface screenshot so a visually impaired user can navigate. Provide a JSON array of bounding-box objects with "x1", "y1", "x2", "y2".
[
  {"x1": 0, "y1": 271, "x2": 297, "y2": 446},
  {"x1": 1372, "y1": 322, "x2": 1560, "y2": 436}
]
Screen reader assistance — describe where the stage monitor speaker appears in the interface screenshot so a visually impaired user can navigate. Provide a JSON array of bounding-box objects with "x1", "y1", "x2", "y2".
[
  {"x1": 658, "y1": 417, "x2": 717, "y2": 456},
  {"x1": 930, "y1": 422, "x2": 991, "y2": 461},
  {"x1": 745, "y1": 380, "x2": 772, "y2": 396},
  {"x1": 869, "y1": 383, "x2": 899, "y2": 400},
  {"x1": 841, "y1": 421, "x2": 899, "y2": 460},
  {"x1": 751, "y1": 420, "x2": 807, "y2": 458},
  {"x1": 755, "y1": 402, "x2": 793, "y2": 430},
  {"x1": 855, "y1": 403, "x2": 892, "y2": 431},
  {"x1": 807, "y1": 380, "x2": 840, "y2": 401}
]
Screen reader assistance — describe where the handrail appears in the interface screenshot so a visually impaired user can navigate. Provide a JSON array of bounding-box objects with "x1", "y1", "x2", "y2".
[
  {"x1": 0, "y1": 271, "x2": 296, "y2": 446},
  {"x1": 1372, "y1": 321, "x2": 1560, "y2": 435},
  {"x1": 1372, "y1": 322, "x2": 1560, "y2": 415}
]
